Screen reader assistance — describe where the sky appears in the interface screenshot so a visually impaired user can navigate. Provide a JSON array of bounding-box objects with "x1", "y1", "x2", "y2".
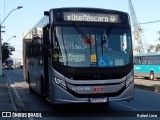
[{"x1": 0, "y1": 0, "x2": 160, "y2": 59}]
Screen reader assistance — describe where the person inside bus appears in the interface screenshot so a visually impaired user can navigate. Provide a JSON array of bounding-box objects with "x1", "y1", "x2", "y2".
[
  {"x1": 102, "y1": 35, "x2": 126, "y2": 60},
  {"x1": 102, "y1": 34, "x2": 112, "y2": 53}
]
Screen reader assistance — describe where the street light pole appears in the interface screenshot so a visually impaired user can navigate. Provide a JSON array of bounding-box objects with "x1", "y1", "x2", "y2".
[
  {"x1": 5, "y1": 35, "x2": 16, "y2": 43},
  {"x1": 0, "y1": 6, "x2": 23, "y2": 76},
  {"x1": 0, "y1": 6, "x2": 23, "y2": 26}
]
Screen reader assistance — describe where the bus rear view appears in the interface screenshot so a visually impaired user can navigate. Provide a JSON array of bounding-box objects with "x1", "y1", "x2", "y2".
[{"x1": 24, "y1": 8, "x2": 134, "y2": 104}]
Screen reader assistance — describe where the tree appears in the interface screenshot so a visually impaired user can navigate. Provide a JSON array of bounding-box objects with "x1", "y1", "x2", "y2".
[
  {"x1": 157, "y1": 31, "x2": 160, "y2": 41},
  {"x1": 155, "y1": 44, "x2": 160, "y2": 52},
  {"x1": 155, "y1": 31, "x2": 160, "y2": 52},
  {"x1": 147, "y1": 44, "x2": 155, "y2": 52},
  {"x1": 1, "y1": 42, "x2": 14, "y2": 63}
]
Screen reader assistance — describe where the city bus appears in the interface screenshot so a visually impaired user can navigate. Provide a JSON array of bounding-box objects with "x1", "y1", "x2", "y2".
[
  {"x1": 23, "y1": 8, "x2": 134, "y2": 104},
  {"x1": 134, "y1": 53, "x2": 160, "y2": 80}
]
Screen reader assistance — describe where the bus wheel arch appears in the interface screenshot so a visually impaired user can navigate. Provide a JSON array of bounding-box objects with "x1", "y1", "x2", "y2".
[
  {"x1": 40, "y1": 76, "x2": 46, "y2": 97},
  {"x1": 149, "y1": 71, "x2": 154, "y2": 80},
  {"x1": 28, "y1": 72, "x2": 34, "y2": 93}
]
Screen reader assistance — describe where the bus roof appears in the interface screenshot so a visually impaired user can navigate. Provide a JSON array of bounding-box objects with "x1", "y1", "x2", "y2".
[
  {"x1": 134, "y1": 52, "x2": 160, "y2": 57},
  {"x1": 48, "y1": 7, "x2": 128, "y2": 15}
]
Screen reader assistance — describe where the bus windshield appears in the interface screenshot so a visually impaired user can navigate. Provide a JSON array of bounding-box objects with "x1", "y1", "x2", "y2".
[{"x1": 52, "y1": 26, "x2": 132, "y2": 67}]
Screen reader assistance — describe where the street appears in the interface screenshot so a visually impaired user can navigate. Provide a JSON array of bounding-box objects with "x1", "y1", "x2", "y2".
[{"x1": 2, "y1": 69, "x2": 160, "y2": 120}]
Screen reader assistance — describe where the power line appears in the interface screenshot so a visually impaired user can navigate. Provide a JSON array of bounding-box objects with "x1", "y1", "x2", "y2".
[{"x1": 139, "y1": 20, "x2": 160, "y2": 25}]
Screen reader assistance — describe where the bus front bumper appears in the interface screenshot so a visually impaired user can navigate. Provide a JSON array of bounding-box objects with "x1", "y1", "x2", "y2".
[{"x1": 49, "y1": 81, "x2": 134, "y2": 104}]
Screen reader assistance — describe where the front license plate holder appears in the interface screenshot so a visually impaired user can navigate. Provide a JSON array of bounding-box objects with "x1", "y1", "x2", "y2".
[{"x1": 90, "y1": 98, "x2": 107, "y2": 103}]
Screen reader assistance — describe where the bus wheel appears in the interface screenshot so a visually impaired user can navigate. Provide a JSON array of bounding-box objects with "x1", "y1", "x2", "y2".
[
  {"x1": 41, "y1": 78, "x2": 46, "y2": 97},
  {"x1": 149, "y1": 72, "x2": 154, "y2": 80},
  {"x1": 28, "y1": 76, "x2": 34, "y2": 93}
]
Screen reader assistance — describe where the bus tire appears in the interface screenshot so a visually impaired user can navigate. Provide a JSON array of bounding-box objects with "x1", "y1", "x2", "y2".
[
  {"x1": 41, "y1": 77, "x2": 46, "y2": 97},
  {"x1": 149, "y1": 72, "x2": 154, "y2": 80},
  {"x1": 28, "y1": 75, "x2": 34, "y2": 93}
]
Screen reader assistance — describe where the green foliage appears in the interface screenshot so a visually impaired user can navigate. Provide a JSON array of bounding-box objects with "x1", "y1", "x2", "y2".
[
  {"x1": 147, "y1": 44, "x2": 155, "y2": 52},
  {"x1": 155, "y1": 31, "x2": 160, "y2": 52},
  {"x1": 1, "y1": 42, "x2": 14, "y2": 63},
  {"x1": 157, "y1": 31, "x2": 160, "y2": 41},
  {"x1": 155, "y1": 44, "x2": 160, "y2": 52}
]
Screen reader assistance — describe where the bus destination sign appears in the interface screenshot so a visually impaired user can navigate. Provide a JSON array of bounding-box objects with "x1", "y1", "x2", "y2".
[{"x1": 63, "y1": 12, "x2": 120, "y2": 23}]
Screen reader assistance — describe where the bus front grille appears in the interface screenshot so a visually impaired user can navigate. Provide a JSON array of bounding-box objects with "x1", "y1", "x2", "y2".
[{"x1": 66, "y1": 74, "x2": 125, "y2": 80}]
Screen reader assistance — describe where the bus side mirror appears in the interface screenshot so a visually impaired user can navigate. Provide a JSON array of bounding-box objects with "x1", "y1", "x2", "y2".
[{"x1": 44, "y1": 11, "x2": 49, "y2": 16}]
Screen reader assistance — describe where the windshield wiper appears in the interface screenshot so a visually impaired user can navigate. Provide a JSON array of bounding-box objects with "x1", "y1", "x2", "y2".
[
  {"x1": 72, "y1": 23, "x2": 99, "y2": 66},
  {"x1": 72, "y1": 23, "x2": 92, "y2": 45}
]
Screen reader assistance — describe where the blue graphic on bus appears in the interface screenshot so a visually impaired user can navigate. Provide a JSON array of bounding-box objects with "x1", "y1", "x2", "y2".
[
  {"x1": 98, "y1": 56, "x2": 107, "y2": 67},
  {"x1": 108, "y1": 60, "x2": 115, "y2": 66}
]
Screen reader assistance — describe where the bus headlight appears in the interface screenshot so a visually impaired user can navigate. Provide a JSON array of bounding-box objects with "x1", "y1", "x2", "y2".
[
  {"x1": 54, "y1": 77, "x2": 66, "y2": 89},
  {"x1": 126, "y1": 76, "x2": 134, "y2": 87}
]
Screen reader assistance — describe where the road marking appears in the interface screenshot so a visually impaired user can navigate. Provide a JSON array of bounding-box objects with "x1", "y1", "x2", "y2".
[
  {"x1": 5, "y1": 73, "x2": 21, "y2": 99},
  {"x1": 4, "y1": 72, "x2": 35, "y2": 120},
  {"x1": 4, "y1": 76, "x2": 18, "y2": 110},
  {"x1": 135, "y1": 88, "x2": 160, "y2": 95},
  {"x1": 114, "y1": 102, "x2": 139, "y2": 111}
]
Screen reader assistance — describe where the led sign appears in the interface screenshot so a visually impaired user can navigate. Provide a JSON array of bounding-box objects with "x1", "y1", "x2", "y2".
[{"x1": 63, "y1": 12, "x2": 120, "y2": 23}]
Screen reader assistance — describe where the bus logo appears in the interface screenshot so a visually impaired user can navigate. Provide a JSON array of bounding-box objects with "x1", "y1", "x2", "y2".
[{"x1": 93, "y1": 87, "x2": 104, "y2": 93}]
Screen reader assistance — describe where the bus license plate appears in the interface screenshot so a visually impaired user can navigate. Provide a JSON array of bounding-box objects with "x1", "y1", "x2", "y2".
[{"x1": 90, "y1": 98, "x2": 107, "y2": 103}]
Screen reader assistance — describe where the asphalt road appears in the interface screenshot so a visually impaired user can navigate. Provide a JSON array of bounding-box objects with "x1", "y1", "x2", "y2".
[{"x1": 3, "y1": 69, "x2": 160, "y2": 120}]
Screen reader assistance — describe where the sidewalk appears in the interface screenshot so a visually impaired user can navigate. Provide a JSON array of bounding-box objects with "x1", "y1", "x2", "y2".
[
  {"x1": 0, "y1": 75, "x2": 16, "y2": 112},
  {"x1": 134, "y1": 78, "x2": 160, "y2": 88},
  {"x1": 134, "y1": 78, "x2": 160, "y2": 92}
]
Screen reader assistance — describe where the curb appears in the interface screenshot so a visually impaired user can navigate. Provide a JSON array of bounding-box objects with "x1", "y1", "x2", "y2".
[
  {"x1": 134, "y1": 80, "x2": 160, "y2": 93},
  {"x1": 134, "y1": 82, "x2": 160, "y2": 88}
]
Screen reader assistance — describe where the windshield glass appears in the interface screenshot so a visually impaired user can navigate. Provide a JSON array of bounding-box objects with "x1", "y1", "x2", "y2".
[{"x1": 52, "y1": 26, "x2": 132, "y2": 67}]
